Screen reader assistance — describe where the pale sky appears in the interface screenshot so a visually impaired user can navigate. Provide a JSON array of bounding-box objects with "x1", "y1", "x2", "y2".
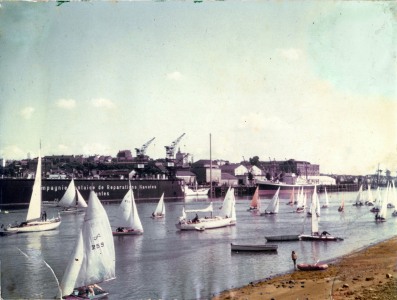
[{"x1": 0, "y1": 1, "x2": 396, "y2": 175}]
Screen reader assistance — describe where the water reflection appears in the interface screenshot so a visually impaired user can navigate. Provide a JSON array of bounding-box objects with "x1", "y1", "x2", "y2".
[{"x1": 1, "y1": 192, "x2": 397, "y2": 299}]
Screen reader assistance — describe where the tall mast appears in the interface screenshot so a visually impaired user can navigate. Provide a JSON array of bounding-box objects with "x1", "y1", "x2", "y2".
[{"x1": 210, "y1": 133, "x2": 212, "y2": 199}]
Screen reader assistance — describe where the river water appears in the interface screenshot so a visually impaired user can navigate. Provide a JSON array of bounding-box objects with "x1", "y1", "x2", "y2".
[{"x1": 1, "y1": 190, "x2": 396, "y2": 300}]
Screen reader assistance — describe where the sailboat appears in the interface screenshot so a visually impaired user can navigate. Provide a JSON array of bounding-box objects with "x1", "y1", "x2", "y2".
[
  {"x1": 386, "y1": 182, "x2": 395, "y2": 208},
  {"x1": 295, "y1": 187, "x2": 305, "y2": 213},
  {"x1": 58, "y1": 178, "x2": 87, "y2": 214},
  {"x1": 370, "y1": 187, "x2": 382, "y2": 212},
  {"x1": 59, "y1": 190, "x2": 116, "y2": 299},
  {"x1": 176, "y1": 187, "x2": 236, "y2": 230},
  {"x1": 391, "y1": 181, "x2": 397, "y2": 216},
  {"x1": 299, "y1": 186, "x2": 343, "y2": 241},
  {"x1": 184, "y1": 181, "x2": 210, "y2": 197},
  {"x1": 365, "y1": 185, "x2": 374, "y2": 206},
  {"x1": 286, "y1": 187, "x2": 295, "y2": 205},
  {"x1": 338, "y1": 194, "x2": 344, "y2": 212},
  {"x1": 247, "y1": 186, "x2": 260, "y2": 211},
  {"x1": 151, "y1": 192, "x2": 165, "y2": 218},
  {"x1": 261, "y1": 187, "x2": 280, "y2": 215},
  {"x1": 375, "y1": 184, "x2": 388, "y2": 222},
  {"x1": 307, "y1": 189, "x2": 320, "y2": 217},
  {"x1": 353, "y1": 185, "x2": 364, "y2": 206},
  {"x1": 112, "y1": 182, "x2": 143, "y2": 235},
  {"x1": 2, "y1": 151, "x2": 61, "y2": 234},
  {"x1": 321, "y1": 187, "x2": 329, "y2": 208}
]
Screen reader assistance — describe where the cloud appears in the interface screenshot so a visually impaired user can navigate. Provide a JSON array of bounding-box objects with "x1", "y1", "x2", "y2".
[
  {"x1": 57, "y1": 99, "x2": 76, "y2": 109},
  {"x1": 0, "y1": 145, "x2": 26, "y2": 160},
  {"x1": 91, "y1": 98, "x2": 115, "y2": 109},
  {"x1": 20, "y1": 106, "x2": 35, "y2": 119},
  {"x1": 278, "y1": 48, "x2": 302, "y2": 61},
  {"x1": 81, "y1": 143, "x2": 112, "y2": 156},
  {"x1": 166, "y1": 71, "x2": 183, "y2": 81}
]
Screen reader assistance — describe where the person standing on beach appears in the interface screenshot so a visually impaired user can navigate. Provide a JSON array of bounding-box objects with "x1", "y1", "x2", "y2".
[{"x1": 291, "y1": 250, "x2": 297, "y2": 270}]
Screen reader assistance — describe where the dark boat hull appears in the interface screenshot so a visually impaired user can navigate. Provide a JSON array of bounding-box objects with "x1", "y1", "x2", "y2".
[
  {"x1": 297, "y1": 263, "x2": 328, "y2": 271},
  {"x1": 256, "y1": 180, "x2": 315, "y2": 196},
  {"x1": 0, "y1": 178, "x2": 184, "y2": 209}
]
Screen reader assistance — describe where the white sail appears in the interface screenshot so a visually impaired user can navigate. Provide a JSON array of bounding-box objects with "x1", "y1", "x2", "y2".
[
  {"x1": 58, "y1": 179, "x2": 77, "y2": 208},
  {"x1": 367, "y1": 185, "x2": 374, "y2": 205},
  {"x1": 265, "y1": 187, "x2": 280, "y2": 214},
  {"x1": 153, "y1": 193, "x2": 165, "y2": 216},
  {"x1": 26, "y1": 153, "x2": 42, "y2": 221},
  {"x1": 296, "y1": 187, "x2": 305, "y2": 210},
  {"x1": 355, "y1": 185, "x2": 363, "y2": 205},
  {"x1": 131, "y1": 189, "x2": 143, "y2": 232},
  {"x1": 323, "y1": 187, "x2": 329, "y2": 207},
  {"x1": 392, "y1": 182, "x2": 397, "y2": 212},
  {"x1": 60, "y1": 190, "x2": 115, "y2": 297},
  {"x1": 114, "y1": 189, "x2": 134, "y2": 228},
  {"x1": 230, "y1": 189, "x2": 236, "y2": 222},
  {"x1": 311, "y1": 186, "x2": 319, "y2": 235},
  {"x1": 378, "y1": 185, "x2": 388, "y2": 219},
  {"x1": 219, "y1": 187, "x2": 234, "y2": 218},
  {"x1": 76, "y1": 189, "x2": 88, "y2": 208}
]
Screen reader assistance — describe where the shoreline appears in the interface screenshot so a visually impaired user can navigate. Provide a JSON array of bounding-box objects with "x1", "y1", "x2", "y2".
[{"x1": 213, "y1": 236, "x2": 397, "y2": 300}]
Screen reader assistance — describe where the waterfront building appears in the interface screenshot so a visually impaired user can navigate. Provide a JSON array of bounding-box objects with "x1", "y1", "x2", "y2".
[{"x1": 191, "y1": 160, "x2": 221, "y2": 185}]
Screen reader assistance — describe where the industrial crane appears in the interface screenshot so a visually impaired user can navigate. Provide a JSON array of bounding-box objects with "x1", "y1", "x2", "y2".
[
  {"x1": 135, "y1": 137, "x2": 156, "y2": 157},
  {"x1": 165, "y1": 133, "x2": 185, "y2": 161}
]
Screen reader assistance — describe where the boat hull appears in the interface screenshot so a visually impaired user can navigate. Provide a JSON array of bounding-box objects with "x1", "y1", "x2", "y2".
[
  {"x1": 257, "y1": 180, "x2": 315, "y2": 196},
  {"x1": 112, "y1": 230, "x2": 143, "y2": 236},
  {"x1": 265, "y1": 235, "x2": 300, "y2": 241},
  {"x1": 297, "y1": 263, "x2": 328, "y2": 271},
  {"x1": 230, "y1": 243, "x2": 278, "y2": 252},
  {"x1": 299, "y1": 234, "x2": 343, "y2": 241},
  {"x1": 175, "y1": 218, "x2": 236, "y2": 231},
  {"x1": 5, "y1": 218, "x2": 61, "y2": 233},
  {"x1": 0, "y1": 178, "x2": 184, "y2": 209}
]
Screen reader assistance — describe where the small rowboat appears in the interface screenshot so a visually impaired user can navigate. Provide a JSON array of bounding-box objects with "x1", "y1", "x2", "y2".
[
  {"x1": 297, "y1": 263, "x2": 328, "y2": 271},
  {"x1": 230, "y1": 243, "x2": 278, "y2": 252}
]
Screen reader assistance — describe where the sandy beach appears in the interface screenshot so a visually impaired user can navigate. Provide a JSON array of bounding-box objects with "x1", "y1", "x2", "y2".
[{"x1": 213, "y1": 237, "x2": 397, "y2": 300}]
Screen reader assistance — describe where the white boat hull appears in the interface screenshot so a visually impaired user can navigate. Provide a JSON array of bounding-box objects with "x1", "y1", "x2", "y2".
[
  {"x1": 6, "y1": 218, "x2": 61, "y2": 233},
  {"x1": 299, "y1": 234, "x2": 343, "y2": 241},
  {"x1": 175, "y1": 217, "x2": 235, "y2": 231}
]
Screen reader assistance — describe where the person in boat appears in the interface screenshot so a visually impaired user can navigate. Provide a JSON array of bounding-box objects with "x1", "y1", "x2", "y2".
[
  {"x1": 41, "y1": 210, "x2": 47, "y2": 221},
  {"x1": 152, "y1": 212, "x2": 155, "y2": 217},
  {"x1": 87, "y1": 283, "x2": 104, "y2": 296},
  {"x1": 291, "y1": 251, "x2": 297, "y2": 270},
  {"x1": 116, "y1": 227, "x2": 124, "y2": 232},
  {"x1": 321, "y1": 231, "x2": 330, "y2": 237},
  {"x1": 192, "y1": 214, "x2": 199, "y2": 223}
]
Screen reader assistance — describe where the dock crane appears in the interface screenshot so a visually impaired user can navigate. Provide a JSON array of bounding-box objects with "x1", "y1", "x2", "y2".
[
  {"x1": 165, "y1": 133, "x2": 185, "y2": 161},
  {"x1": 135, "y1": 137, "x2": 156, "y2": 158}
]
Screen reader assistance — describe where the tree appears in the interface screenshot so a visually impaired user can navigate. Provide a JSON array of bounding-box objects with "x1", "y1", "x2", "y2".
[{"x1": 249, "y1": 156, "x2": 260, "y2": 166}]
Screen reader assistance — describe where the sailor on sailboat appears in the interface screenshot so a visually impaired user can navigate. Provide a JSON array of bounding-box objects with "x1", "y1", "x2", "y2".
[
  {"x1": 2, "y1": 150, "x2": 61, "y2": 234},
  {"x1": 59, "y1": 190, "x2": 116, "y2": 299},
  {"x1": 113, "y1": 181, "x2": 143, "y2": 235},
  {"x1": 58, "y1": 178, "x2": 87, "y2": 214}
]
